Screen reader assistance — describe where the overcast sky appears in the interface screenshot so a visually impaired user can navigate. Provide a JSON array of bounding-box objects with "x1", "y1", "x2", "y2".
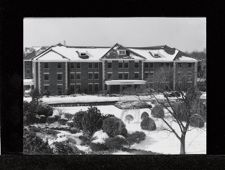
[{"x1": 24, "y1": 18, "x2": 206, "y2": 52}]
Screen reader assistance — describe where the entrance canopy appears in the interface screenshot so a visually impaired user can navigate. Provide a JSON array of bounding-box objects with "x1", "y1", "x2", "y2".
[{"x1": 105, "y1": 80, "x2": 146, "y2": 85}]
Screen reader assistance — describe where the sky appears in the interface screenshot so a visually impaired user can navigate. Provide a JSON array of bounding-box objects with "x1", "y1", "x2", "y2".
[{"x1": 24, "y1": 18, "x2": 206, "y2": 52}]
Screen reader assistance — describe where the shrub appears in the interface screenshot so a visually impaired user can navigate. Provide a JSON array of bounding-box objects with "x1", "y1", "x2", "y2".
[
  {"x1": 125, "y1": 114, "x2": 134, "y2": 123},
  {"x1": 102, "y1": 117, "x2": 128, "y2": 137},
  {"x1": 105, "y1": 136, "x2": 128, "y2": 150},
  {"x1": 141, "y1": 112, "x2": 149, "y2": 120},
  {"x1": 68, "y1": 127, "x2": 80, "y2": 134},
  {"x1": 190, "y1": 115, "x2": 205, "y2": 128},
  {"x1": 90, "y1": 143, "x2": 108, "y2": 151},
  {"x1": 151, "y1": 105, "x2": 164, "y2": 118},
  {"x1": 39, "y1": 115, "x2": 47, "y2": 123},
  {"x1": 23, "y1": 128, "x2": 53, "y2": 154},
  {"x1": 23, "y1": 101, "x2": 53, "y2": 125},
  {"x1": 44, "y1": 128, "x2": 59, "y2": 136},
  {"x1": 102, "y1": 114, "x2": 115, "y2": 120},
  {"x1": 72, "y1": 110, "x2": 86, "y2": 130},
  {"x1": 53, "y1": 141, "x2": 84, "y2": 155},
  {"x1": 126, "y1": 131, "x2": 146, "y2": 145},
  {"x1": 46, "y1": 116, "x2": 58, "y2": 124},
  {"x1": 140, "y1": 117, "x2": 156, "y2": 131},
  {"x1": 58, "y1": 118, "x2": 68, "y2": 125},
  {"x1": 81, "y1": 107, "x2": 104, "y2": 136},
  {"x1": 66, "y1": 120, "x2": 74, "y2": 127},
  {"x1": 63, "y1": 113, "x2": 73, "y2": 120}
]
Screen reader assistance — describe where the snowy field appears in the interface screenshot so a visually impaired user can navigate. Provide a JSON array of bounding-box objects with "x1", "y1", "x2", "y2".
[
  {"x1": 53, "y1": 105, "x2": 206, "y2": 154},
  {"x1": 23, "y1": 94, "x2": 180, "y2": 104}
]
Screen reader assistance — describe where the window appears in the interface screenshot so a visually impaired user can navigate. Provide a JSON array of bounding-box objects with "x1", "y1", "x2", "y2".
[
  {"x1": 94, "y1": 73, "x2": 99, "y2": 80},
  {"x1": 88, "y1": 84, "x2": 92, "y2": 92},
  {"x1": 26, "y1": 69, "x2": 30, "y2": 74},
  {"x1": 135, "y1": 62, "x2": 139, "y2": 68},
  {"x1": 57, "y1": 63, "x2": 62, "y2": 68},
  {"x1": 188, "y1": 63, "x2": 192, "y2": 67},
  {"x1": 178, "y1": 63, "x2": 182, "y2": 67},
  {"x1": 70, "y1": 63, "x2": 74, "y2": 68},
  {"x1": 70, "y1": 84, "x2": 75, "y2": 92},
  {"x1": 70, "y1": 73, "x2": 75, "y2": 79},
  {"x1": 118, "y1": 61, "x2": 123, "y2": 68},
  {"x1": 57, "y1": 73, "x2": 62, "y2": 81},
  {"x1": 75, "y1": 84, "x2": 81, "y2": 92},
  {"x1": 44, "y1": 63, "x2": 48, "y2": 68},
  {"x1": 149, "y1": 63, "x2": 153, "y2": 68},
  {"x1": 57, "y1": 85, "x2": 63, "y2": 95},
  {"x1": 107, "y1": 62, "x2": 112, "y2": 68},
  {"x1": 44, "y1": 74, "x2": 49, "y2": 81},
  {"x1": 134, "y1": 72, "x2": 139, "y2": 79},
  {"x1": 76, "y1": 63, "x2": 80, "y2": 68},
  {"x1": 144, "y1": 73, "x2": 149, "y2": 79},
  {"x1": 160, "y1": 63, "x2": 164, "y2": 67},
  {"x1": 76, "y1": 72, "x2": 81, "y2": 79},
  {"x1": 94, "y1": 84, "x2": 99, "y2": 92},
  {"x1": 144, "y1": 63, "x2": 148, "y2": 68},
  {"x1": 118, "y1": 50, "x2": 126, "y2": 55},
  {"x1": 88, "y1": 63, "x2": 92, "y2": 68},
  {"x1": 44, "y1": 84, "x2": 49, "y2": 91},
  {"x1": 107, "y1": 72, "x2": 112, "y2": 79},
  {"x1": 88, "y1": 73, "x2": 93, "y2": 80},
  {"x1": 94, "y1": 63, "x2": 99, "y2": 68},
  {"x1": 166, "y1": 63, "x2": 170, "y2": 67},
  {"x1": 124, "y1": 73, "x2": 129, "y2": 79},
  {"x1": 118, "y1": 73, "x2": 123, "y2": 79},
  {"x1": 124, "y1": 62, "x2": 128, "y2": 68},
  {"x1": 149, "y1": 71, "x2": 154, "y2": 76}
]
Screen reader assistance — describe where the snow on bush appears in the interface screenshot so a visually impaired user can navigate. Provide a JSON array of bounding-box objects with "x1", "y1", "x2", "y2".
[
  {"x1": 126, "y1": 131, "x2": 146, "y2": 145},
  {"x1": 105, "y1": 135, "x2": 129, "y2": 150},
  {"x1": 91, "y1": 130, "x2": 109, "y2": 144},
  {"x1": 141, "y1": 112, "x2": 149, "y2": 120}
]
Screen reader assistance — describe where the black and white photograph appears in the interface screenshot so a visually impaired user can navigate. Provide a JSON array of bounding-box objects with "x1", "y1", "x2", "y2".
[{"x1": 23, "y1": 17, "x2": 206, "y2": 155}]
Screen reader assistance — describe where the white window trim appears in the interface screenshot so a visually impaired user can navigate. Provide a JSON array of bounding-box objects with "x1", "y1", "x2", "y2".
[
  {"x1": 70, "y1": 83, "x2": 75, "y2": 85},
  {"x1": 118, "y1": 50, "x2": 126, "y2": 55},
  {"x1": 43, "y1": 84, "x2": 50, "y2": 86},
  {"x1": 57, "y1": 84, "x2": 63, "y2": 86}
]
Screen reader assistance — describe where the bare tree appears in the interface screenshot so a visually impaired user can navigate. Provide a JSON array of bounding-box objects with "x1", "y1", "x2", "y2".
[{"x1": 137, "y1": 68, "x2": 205, "y2": 154}]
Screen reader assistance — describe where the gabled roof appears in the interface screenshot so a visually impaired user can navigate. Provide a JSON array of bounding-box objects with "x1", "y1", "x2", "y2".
[
  {"x1": 32, "y1": 43, "x2": 197, "y2": 62},
  {"x1": 101, "y1": 43, "x2": 146, "y2": 60}
]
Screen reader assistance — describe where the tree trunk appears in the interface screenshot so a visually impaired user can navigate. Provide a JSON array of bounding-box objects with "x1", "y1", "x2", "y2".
[{"x1": 180, "y1": 135, "x2": 186, "y2": 154}]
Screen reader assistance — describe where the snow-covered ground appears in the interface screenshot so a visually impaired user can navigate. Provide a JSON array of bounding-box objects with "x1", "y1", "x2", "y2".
[
  {"x1": 23, "y1": 94, "x2": 178, "y2": 104},
  {"x1": 53, "y1": 105, "x2": 206, "y2": 154}
]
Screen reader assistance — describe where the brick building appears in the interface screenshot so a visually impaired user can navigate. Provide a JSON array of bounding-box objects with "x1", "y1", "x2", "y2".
[{"x1": 24, "y1": 43, "x2": 197, "y2": 95}]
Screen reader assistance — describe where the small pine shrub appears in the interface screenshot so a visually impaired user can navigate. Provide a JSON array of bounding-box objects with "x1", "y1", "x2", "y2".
[
  {"x1": 105, "y1": 136, "x2": 128, "y2": 150},
  {"x1": 140, "y1": 117, "x2": 156, "y2": 131},
  {"x1": 53, "y1": 141, "x2": 84, "y2": 155},
  {"x1": 79, "y1": 135, "x2": 91, "y2": 146},
  {"x1": 126, "y1": 131, "x2": 146, "y2": 145},
  {"x1": 72, "y1": 111, "x2": 86, "y2": 130},
  {"x1": 151, "y1": 105, "x2": 164, "y2": 118},
  {"x1": 102, "y1": 117, "x2": 128, "y2": 137},
  {"x1": 63, "y1": 113, "x2": 73, "y2": 120},
  {"x1": 141, "y1": 112, "x2": 149, "y2": 120},
  {"x1": 81, "y1": 107, "x2": 104, "y2": 136},
  {"x1": 46, "y1": 116, "x2": 57, "y2": 124}
]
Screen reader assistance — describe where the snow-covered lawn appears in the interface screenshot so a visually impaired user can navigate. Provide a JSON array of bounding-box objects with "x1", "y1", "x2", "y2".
[
  {"x1": 23, "y1": 94, "x2": 179, "y2": 104},
  {"x1": 53, "y1": 105, "x2": 206, "y2": 154}
]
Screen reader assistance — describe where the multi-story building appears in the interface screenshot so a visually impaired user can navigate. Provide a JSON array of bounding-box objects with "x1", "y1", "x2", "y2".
[{"x1": 24, "y1": 43, "x2": 197, "y2": 95}]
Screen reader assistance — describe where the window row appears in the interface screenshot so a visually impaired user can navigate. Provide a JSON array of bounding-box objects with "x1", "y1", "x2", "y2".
[
  {"x1": 107, "y1": 72, "x2": 139, "y2": 79},
  {"x1": 43, "y1": 63, "x2": 100, "y2": 69},
  {"x1": 88, "y1": 72, "x2": 99, "y2": 80},
  {"x1": 44, "y1": 73, "x2": 64, "y2": 81}
]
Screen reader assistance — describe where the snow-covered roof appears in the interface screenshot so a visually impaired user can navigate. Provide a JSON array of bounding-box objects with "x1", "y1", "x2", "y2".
[
  {"x1": 33, "y1": 44, "x2": 197, "y2": 62},
  {"x1": 34, "y1": 45, "x2": 110, "y2": 61},
  {"x1": 131, "y1": 48, "x2": 178, "y2": 62},
  {"x1": 105, "y1": 80, "x2": 146, "y2": 85}
]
